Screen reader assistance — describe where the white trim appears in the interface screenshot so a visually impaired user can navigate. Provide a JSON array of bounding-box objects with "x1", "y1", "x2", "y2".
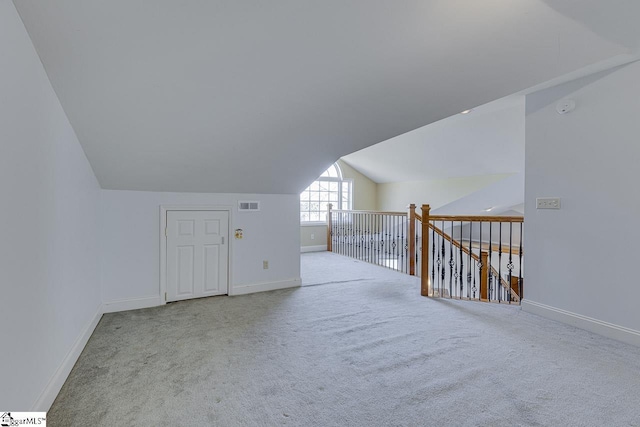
[
  {"x1": 300, "y1": 222, "x2": 327, "y2": 227},
  {"x1": 319, "y1": 162, "x2": 343, "y2": 180},
  {"x1": 160, "y1": 205, "x2": 233, "y2": 305},
  {"x1": 103, "y1": 296, "x2": 162, "y2": 313},
  {"x1": 343, "y1": 178, "x2": 354, "y2": 210},
  {"x1": 32, "y1": 304, "x2": 103, "y2": 411},
  {"x1": 300, "y1": 169, "x2": 353, "y2": 223},
  {"x1": 301, "y1": 245, "x2": 327, "y2": 253},
  {"x1": 522, "y1": 299, "x2": 640, "y2": 347},
  {"x1": 232, "y1": 278, "x2": 301, "y2": 296}
]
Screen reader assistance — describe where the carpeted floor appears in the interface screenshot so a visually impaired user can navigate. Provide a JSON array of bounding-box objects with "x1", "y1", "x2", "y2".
[{"x1": 49, "y1": 252, "x2": 640, "y2": 426}]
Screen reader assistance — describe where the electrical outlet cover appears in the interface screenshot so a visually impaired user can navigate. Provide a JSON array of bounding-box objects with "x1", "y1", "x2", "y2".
[{"x1": 536, "y1": 197, "x2": 561, "y2": 209}]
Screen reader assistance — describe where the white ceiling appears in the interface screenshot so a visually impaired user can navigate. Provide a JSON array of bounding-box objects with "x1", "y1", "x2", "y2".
[
  {"x1": 342, "y1": 96, "x2": 525, "y2": 183},
  {"x1": 13, "y1": 1, "x2": 640, "y2": 194}
]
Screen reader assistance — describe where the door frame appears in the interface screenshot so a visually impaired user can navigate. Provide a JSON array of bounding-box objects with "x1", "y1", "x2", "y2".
[{"x1": 160, "y1": 205, "x2": 233, "y2": 304}]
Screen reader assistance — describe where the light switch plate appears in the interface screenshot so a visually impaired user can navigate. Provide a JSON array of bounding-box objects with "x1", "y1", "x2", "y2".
[{"x1": 536, "y1": 197, "x2": 561, "y2": 209}]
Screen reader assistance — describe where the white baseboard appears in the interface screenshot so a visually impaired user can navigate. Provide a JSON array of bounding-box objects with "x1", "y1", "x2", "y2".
[
  {"x1": 522, "y1": 299, "x2": 640, "y2": 347},
  {"x1": 301, "y1": 245, "x2": 327, "y2": 253},
  {"x1": 231, "y1": 277, "x2": 302, "y2": 296},
  {"x1": 103, "y1": 296, "x2": 162, "y2": 313},
  {"x1": 30, "y1": 281, "x2": 302, "y2": 411},
  {"x1": 32, "y1": 304, "x2": 103, "y2": 411}
]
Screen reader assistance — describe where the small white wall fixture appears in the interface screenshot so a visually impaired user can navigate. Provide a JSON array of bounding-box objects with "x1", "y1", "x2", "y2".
[{"x1": 160, "y1": 205, "x2": 233, "y2": 303}]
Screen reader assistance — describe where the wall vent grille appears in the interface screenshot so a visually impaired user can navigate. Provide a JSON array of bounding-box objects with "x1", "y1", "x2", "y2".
[{"x1": 238, "y1": 201, "x2": 260, "y2": 211}]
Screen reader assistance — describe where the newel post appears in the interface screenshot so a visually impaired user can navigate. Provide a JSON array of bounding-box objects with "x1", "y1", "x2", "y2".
[
  {"x1": 480, "y1": 251, "x2": 489, "y2": 301},
  {"x1": 327, "y1": 203, "x2": 333, "y2": 252},
  {"x1": 407, "y1": 204, "x2": 416, "y2": 276},
  {"x1": 421, "y1": 204, "x2": 431, "y2": 296}
]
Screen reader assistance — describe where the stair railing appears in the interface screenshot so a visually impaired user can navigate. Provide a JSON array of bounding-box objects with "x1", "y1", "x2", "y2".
[
  {"x1": 328, "y1": 203, "x2": 524, "y2": 304},
  {"x1": 423, "y1": 205, "x2": 523, "y2": 303},
  {"x1": 327, "y1": 203, "x2": 410, "y2": 274}
]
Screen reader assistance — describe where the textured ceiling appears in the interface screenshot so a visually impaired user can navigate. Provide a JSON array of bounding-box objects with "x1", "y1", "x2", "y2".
[{"x1": 13, "y1": 0, "x2": 640, "y2": 194}]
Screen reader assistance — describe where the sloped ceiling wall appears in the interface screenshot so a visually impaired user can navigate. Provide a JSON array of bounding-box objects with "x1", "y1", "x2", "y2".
[
  {"x1": 342, "y1": 96, "x2": 525, "y2": 184},
  {"x1": 342, "y1": 96, "x2": 525, "y2": 214},
  {"x1": 13, "y1": 0, "x2": 640, "y2": 194}
]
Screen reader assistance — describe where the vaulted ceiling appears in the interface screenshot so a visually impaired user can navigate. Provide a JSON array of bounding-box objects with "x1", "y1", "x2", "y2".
[
  {"x1": 14, "y1": 1, "x2": 640, "y2": 194},
  {"x1": 342, "y1": 96, "x2": 525, "y2": 184}
]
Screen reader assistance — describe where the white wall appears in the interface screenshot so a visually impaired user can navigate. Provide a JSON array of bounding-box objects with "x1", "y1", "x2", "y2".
[
  {"x1": 101, "y1": 190, "x2": 300, "y2": 306},
  {"x1": 433, "y1": 173, "x2": 525, "y2": 216},
  {"x1": 337, "y1": 160, "x2": 377, "y2": 211},
  {"x1": 300, "y1": 224, "x2": 327, "y2": 250},
  {"x1": 377, "y1": 174, "x2": 511, "y2": 212},
  {"x1": 0, "y1": 2, "x2": 102, "y2": 410},
  {"x1": 523, "y1": 62, "x2": 640, "y2": 344}
]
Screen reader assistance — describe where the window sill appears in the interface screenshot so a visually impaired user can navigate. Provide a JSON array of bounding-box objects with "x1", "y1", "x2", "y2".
[{"x1": 300, "y1": 222, "x2": 327, "y2": 227}]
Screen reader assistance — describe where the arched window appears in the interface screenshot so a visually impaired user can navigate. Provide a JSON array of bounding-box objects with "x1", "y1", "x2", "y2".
[{"x1": 300, "y1": 163, "x2": 352, "y2": 223}]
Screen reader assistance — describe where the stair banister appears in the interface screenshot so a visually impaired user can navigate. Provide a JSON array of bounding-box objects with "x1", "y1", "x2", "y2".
[
  {"x1": 407, "y1": 204, "x2": 416, "y2": 276},
  {"x1": 421, "y1": 204, "x2": 430, "y2": 296},
  {"x1": 325, "y1": 203, "x2": 522, "y2": 304}
]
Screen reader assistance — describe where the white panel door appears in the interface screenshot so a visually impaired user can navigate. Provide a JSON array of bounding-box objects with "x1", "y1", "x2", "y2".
[{"x1": 166, "y1": 210, "x2": 229, "y2": 302}]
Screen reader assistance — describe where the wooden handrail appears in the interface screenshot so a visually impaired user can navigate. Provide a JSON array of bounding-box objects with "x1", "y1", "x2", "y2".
[
  {"x1": 332, "y1": 211, "x2": 523, "y2": 222},
  {"x1": 429, "y1": 223, "x2": 480, "y2": 261},
  {"x1": 429, "y1": 215, "x2": 524, "y2": 223},
  {"x1": 459, "y1": 240, "x2": 521, "y2": 256},
  {"x1": 330, "y1": 209, "x2": 407, "y2": 216}
]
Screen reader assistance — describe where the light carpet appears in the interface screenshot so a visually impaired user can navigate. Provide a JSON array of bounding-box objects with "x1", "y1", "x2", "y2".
[{"x1": 48, "y1": 252, "x2": 640, "y2": 426}]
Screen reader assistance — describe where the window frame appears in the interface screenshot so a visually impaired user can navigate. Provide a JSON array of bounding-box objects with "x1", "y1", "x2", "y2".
[{"x1": 300, "y1": 164, "x2": 352, "y2": 225}]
